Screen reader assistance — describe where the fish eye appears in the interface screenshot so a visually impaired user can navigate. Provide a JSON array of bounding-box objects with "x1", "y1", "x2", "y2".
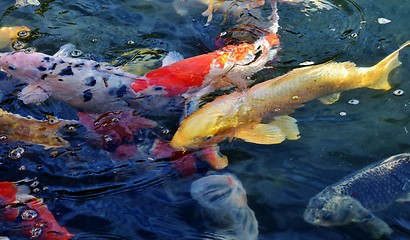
[
  {"x1": 48, "y1": 118, "x2": 57, "y2": 124},
  {"x1": 205, "y1": 135, "x2": 213, "y2": 141}
]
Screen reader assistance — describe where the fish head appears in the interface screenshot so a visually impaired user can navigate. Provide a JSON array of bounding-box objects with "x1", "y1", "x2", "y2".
[
  {"x1": 0, "y1": 50, "x2": 52, "y2": 83},
  {"x1": 304, "y1": 190, "x2": 362, "y2": 227},
  {"x1": 216, "y1": 32, "x2": 279, "y2": 69},
  {"x1": 170, "y1": 96, "x2": 237, "y2": 150}
]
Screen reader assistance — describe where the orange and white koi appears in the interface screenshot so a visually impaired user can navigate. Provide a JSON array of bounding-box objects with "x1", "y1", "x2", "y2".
[
  {"x1": 171, "y1": 41, "x2": 410, "y2": 153},
  {"x1": 130, "y1": 32, "x2": 280, "y2": 113},
  {"x1": 0, "y1": 181, "x2": 74, "y2": 239}
]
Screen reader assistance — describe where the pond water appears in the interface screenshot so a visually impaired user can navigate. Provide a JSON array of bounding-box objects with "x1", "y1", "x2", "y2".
[{"x1": 0, "y1": 0, "x2": 409, "y2": 239}]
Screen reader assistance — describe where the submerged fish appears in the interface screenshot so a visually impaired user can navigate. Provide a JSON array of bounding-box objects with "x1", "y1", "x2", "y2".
[
  {"x1": 0, "y1": 44, "x2": 139, "y2": 113},
  {"x1": 0, "y1": 181, "x2": 74, "y2": 239},
  {"x1": 191, "y1": 173, "x2": 258, "y2": 240},
  {"x1": 304, "y1": 153, "x2": 410, "y2": 238},
  {"x1": 77, "y1": 110, "x2": 158, "y2": 159},
  {"x1": 15, "y1": 0, "x2": 40, "y2": 7},
  {"x1": 171, "y1": 41, "x2": 410, "y2": 152},
  {"x1": 130, "y1": 32, "x2": 279, "y2": 113},
  {"x1": 0, "y1": 26, "x2": 31, "y2": 50},
  {"x1": 0, "y1": 108, "x2": 76, "y2": 149}
]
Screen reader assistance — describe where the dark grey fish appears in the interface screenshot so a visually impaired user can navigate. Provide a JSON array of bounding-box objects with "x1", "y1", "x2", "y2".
[{"x1": 304, "y1": 153, "x2": 410, "y2": 238}]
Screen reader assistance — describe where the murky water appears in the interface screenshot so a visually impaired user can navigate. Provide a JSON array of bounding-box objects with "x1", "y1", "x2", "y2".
[{"x1": 0, "y1": 0, "x2": 409, "y2": 239}]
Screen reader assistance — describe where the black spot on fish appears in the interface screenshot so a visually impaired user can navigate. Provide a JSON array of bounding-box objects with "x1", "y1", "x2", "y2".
[
  {"x1": 37, "y1": 66, "x2": 47, "y2": 71},
  {"x1": 58, "y1": 79, "x2": 63, "y2": 82},
  {"x1": 83, "y1": 89, "x2": 93, "y2": 102},
  {"x1": 43, "y1": 57, "x2": 50, "y2": 62},
  {"x1": 41, "y1": 74, "x2": 48, "y2": 80},
  {"x1": 59, "y1": 60, "x2": 65, "y2": 64},
  {"x1": 59, "y1": 66, "x2": 74, "y2": 76},
  {"x1": 49, "y1": 63, "x2": 57, "y2": 70},
  {"x1": 154, "y1": 86, "x2": 164, "y2": 91},
  {"x1": 94, "y1": 64, "x2": 100, "y2": 69},
  {"x1": 116, "y1": 85, "x2": 127, "y2": 97},
  {"x1": 74, "y1": 63, "x2": 85, "y2": 68},
  {"x1": 83, "y1": 76, "x2": 96, "y2": 86},
  {"x1": 8, "y1": 65, "x2": 15, "y2": 70}
]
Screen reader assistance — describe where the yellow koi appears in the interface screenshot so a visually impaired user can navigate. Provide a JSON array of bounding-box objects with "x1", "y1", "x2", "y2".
[
  {"x1": 0, "y1": 108, "x2": 77, "y2": 149},
  {"x1": 0, "y1": 26, "x2": 31, "y2": 50},
  {"x1": 170, "y1": 41, "x2": 410, "y2": 152}
]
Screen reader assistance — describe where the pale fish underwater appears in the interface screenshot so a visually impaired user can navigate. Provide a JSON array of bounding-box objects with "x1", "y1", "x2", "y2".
[
  {"x1": 174, "y1": 0, "x2": 334, "y2": 26},
  {"x1": 14, "y1": 0, "x2": 40, "y2": 7},
  {"x1": 0, "y1": 26, "x2": 31, "y2": 50},
  {"x1": 191, "y1": 173, "x2": 258, "y2": 240},
  {"x1": 0, "y1": 108, "x2": 76, "y2": 149},
  {"x1": 0, "y1": 44, "x2": 140, "y2": 113},
  {"x1": 170, "y1": 41, "x2": 410, "y2": 155},
  {"x1": 303, "y1": 153, "x2": 410, "y2": 239}
]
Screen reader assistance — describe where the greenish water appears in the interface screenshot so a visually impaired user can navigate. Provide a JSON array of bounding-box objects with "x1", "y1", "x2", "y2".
[{"x1": 0, "y1": 0, "x2": 409, "y2": 239}]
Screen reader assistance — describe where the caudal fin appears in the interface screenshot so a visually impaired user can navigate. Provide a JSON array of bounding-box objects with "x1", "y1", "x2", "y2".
[{"x1": 368, "y1": 41, "x2": 410, "y2": 90}]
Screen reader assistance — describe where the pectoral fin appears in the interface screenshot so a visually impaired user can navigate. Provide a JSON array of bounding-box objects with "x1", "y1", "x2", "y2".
[
  {"x1": 270, "y1": 115, "x2": 300, "y2": 140},
  {"x1": 18, "y1": 85, "x2": 50, "y2": 104},
  {"x1": 235, "y1": 123, "x2": 286, "y2": 144},
  {"x1": 53, "y1": 43, "x2": 76, "y2": 58},
  {"x1": 318, "y1": 92, "x2": 341, "y2": 104},
  {"x1": 235, "y1": 115, "x2": 300, "y2": 144}
]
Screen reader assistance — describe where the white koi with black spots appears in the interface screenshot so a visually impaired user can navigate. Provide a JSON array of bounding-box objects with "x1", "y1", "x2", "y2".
[{"x1": 0, "y1": 44, "x2": 139, "y2": 113}]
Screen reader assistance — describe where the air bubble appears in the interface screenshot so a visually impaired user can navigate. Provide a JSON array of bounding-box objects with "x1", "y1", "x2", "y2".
[
  {"x1": 91, "y1": 38, "x2": 98, "y2": 43},
  {"x1": 162, "y1": 129, "x2": 170, "y2": 134},
  {"x1": 0, "y1": 135, "x2": 7, "y2": 141},
  {"x1": 70, "y1": 49, "x2": 83, "y2": 57},
  {"x1": 393, "y1": 89, "x2": 404, "y2": 96},
  {"x1": 104, "y1": 135, "x2": 113, "y2": 142},
  {"x1": 348, "y1": 99, "x2": 360, "y2": 105},
  {"x1": 9, "y1": 146, "x2": 26, "y2": 160},
  {"x1": 220, "y1": 31, "x2": 227, "y2": 36},
  {"x1": 19, "y1": 165, "x2": 26, "y2": 171},
  {"x1": 31, "y1": 227, "x2": 43, "y2": 238},
  {"x1": 11, "y1": 41, "x2": 26, "y2": 50},
  {"x1": 21, "y1": 209, "x2": 38, "y2": 220},
  {"x1": 127, "y1": 40, "x2": 134, "y2": 45},
  {"x1": 339, "y1": 111, "x2": 347, "y2": 116},
  {"x1": 17, "y1": 30, "x2": 30, "y2": 38},
  {"x1": 30, "y1": 181, "x2": 39, "y2": 187},
  {"x1": 292, "y1": 95, "x2": 299, "y2": 101}
]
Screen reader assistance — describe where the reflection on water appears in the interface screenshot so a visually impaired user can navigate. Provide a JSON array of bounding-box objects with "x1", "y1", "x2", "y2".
[{"x1": 0, "y1": 0, "x2": 409, "y2": 239}]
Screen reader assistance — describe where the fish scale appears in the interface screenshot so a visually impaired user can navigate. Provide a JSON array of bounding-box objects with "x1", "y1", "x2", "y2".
[{"x1": 331, "y1": 154, "x2": 410, "y2": 211}]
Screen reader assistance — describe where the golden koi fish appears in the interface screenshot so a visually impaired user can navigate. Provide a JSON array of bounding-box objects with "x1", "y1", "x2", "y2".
[
  {"x1": 0, "y1": 108, "x2": 77, "y2": 149},
  {"x1": 171, "y1": 41, "x2": 410, "y2": 152},
  {"x1": 0, "y1": 26, "x2": 31, "y2": 50}
]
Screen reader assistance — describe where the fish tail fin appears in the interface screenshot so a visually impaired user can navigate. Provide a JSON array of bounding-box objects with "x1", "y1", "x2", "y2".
[{"x1": 368, "y1": 41, "x2": 410, "y2": 90}]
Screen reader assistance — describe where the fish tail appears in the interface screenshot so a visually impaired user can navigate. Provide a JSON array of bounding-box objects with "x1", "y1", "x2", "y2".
[{"x1": 368, "y1": 41, "x2": 410, "y2": 90}]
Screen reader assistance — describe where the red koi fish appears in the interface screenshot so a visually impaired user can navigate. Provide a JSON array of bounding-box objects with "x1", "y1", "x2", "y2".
[
  {"x1": 78, "y1": 110, "x2": 228, "y2": 170},
  {"x1": 0, "y1": 182, "x2": 74, "y2": 239},
  {"x1": 130, "y1": 32, "x2": 280, "y2": 112},
  {"x1": 77, "y1": 110, "x2": 158, "y2": 159}
]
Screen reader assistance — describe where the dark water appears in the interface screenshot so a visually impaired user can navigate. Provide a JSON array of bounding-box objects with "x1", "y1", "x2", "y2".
[{"x1": 0, "y1": 0, "x2": 409, "y2": 239}]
